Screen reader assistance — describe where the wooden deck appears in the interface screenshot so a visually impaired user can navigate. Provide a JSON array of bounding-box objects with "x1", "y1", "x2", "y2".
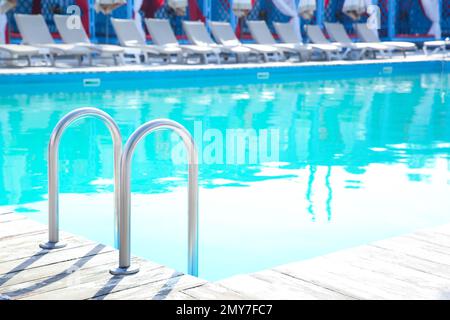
[
  {"x1": 2, "y1": 211, "x2": 450, "y2": 300},
  {"x1": 0, "y1": 211, "x2": 244, "y2": 300},
  {"x1": 217, "y1": 225, "x2": 450, "y2": 299}
]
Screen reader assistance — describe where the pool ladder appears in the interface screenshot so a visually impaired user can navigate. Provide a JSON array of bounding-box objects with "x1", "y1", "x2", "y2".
[{"x1": 39, "y1": 108, "x2": 199, "y2": 277}]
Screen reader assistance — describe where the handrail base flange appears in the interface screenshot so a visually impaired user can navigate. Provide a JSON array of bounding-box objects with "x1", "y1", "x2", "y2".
[
  {"x1": 109, "y1": 266, "x2": 140, "y2": 276},
  {"x1": 39, "y1": 241, "x2": 67, "y2": 250}
]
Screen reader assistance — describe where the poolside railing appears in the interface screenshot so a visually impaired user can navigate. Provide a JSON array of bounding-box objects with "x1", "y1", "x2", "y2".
[
  {"x1": 42, "y1": 109, "x2": 199, "y2": 277},
  {"x1": 40, "y1": 107, "x2": 122, "y2": 250},
  {"x1": 110, "y1": 119, "x2": 199, "y2": 277}
]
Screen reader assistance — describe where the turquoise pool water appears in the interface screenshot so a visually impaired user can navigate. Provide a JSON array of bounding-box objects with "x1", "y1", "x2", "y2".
[{"x1": 1, "y1": 66, "x2": 449, "y2": 281}]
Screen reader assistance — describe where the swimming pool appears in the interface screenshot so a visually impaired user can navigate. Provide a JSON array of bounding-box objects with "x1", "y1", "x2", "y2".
[{"x1": 1, "y1": 61, "x2": 449, "y2": 281}]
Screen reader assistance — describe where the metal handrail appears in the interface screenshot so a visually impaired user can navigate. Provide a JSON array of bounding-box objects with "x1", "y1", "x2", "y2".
[
  {"x1": 39, "y1": 107, "x2": 122, "y2": 250},
  {"x1": 110, "y1": 119, "x2": 199, "y2": 276}
]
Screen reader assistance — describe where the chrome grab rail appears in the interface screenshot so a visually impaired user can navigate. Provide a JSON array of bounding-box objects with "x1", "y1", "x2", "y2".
[
  {"x1": 40, "y1": 108, "x2": 122, "y2": 250},
  {"x1": 110, "y1": 119, "x2": 199, "y2": 277}
]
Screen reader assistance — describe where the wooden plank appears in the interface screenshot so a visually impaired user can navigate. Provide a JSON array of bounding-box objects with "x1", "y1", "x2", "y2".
[
  {"x1": 273, "y1": 245, "x2": 450, "y2": 300},
  {"x1": 0, "y1": 214, "x2": 216, "y2": 300},
  {"x1": 183, "y1": 283, "x2": 250, "y2": 300},
  {"x1": 0, "y1": 219, "x2": 46, "y2": 239},
  {"x1": 273, "y1": 260, "x2": 404, "y2": 300},
  {"x1": 161, "y1": 291, "x2": 196, "y2": 300},
  {"x1": 319, "y1": 246, "x2": 450, "y2": 294},
  {"x1": 0, "y1": 232, "x2": 84, "y2": 264},
  {"x1": 4, "y1": 212, "x2": 450, "y2": 300},
  {"x1": 19, "y1": 259, "x2": 184, "y2": 300},
  {"x1": 0, "y1": 230, "x2": 47, "y2": 252},
  {"x1": 217, "y1": 270, "x2": 353, "y2": 300},
  {"x1": 1, "y1": 255, "x2": 122, "y2": 300},
  {"x1": 372, "y1": 235, "x2": 450, "y2": 266},
  {"x1": 217, "y1": 226, "x2": 450, "y2": 300},
  {"x1": 93, "y1": 273, "x2": 207, "y2": 300},
  {"x1": 0, "y1": 242, "x2": 113, "y2": 276},
  {"x1": 0, "y1": 251, "x2": 117, "y2": 290},
  {"x1": 358, "y1": 245, "x2": 450, "y2": 281},
  {"x1": 407, "y1": 230, "x2": 450, "y2": 248},
  {"x1": 0, "y1": 214, "x2": 27, "y2": 224}
]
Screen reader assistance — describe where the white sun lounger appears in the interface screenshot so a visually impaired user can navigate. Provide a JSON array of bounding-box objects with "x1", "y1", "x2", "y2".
[
  {"x1": 145, "y1": 18, "x2": 220, "y2": 64},
  {"x1": 247, "y1": 20, "x2": 311, "y2": 61},
  {"x1": 111, "y1": 18, "x2": 183, "y2": 64},
  {"x1": 14, "y1": 14, "x2": 91, "y2": 66},
  {"x1": 273, "y1": 22, "x2": 341, "y2": 61},
  {"x1": 423, "y1": 39, "x2": 449, "y2": 55},
  {"x1": 54, "y1": 14, "x2": 124, "y2": 65},
  {"x1": 355, "y1": 23, "x2": 417, "y2": 57},
  {"x1": 209, "y1": 21, "x2": 281, "y2": 62},
  {"x1": 305, "y1": 24, "x2": 350, "y2": 59},
  {"x1": 182, "y1": 20, "x2": 255, "y2": 63},
  {"x1": 324, "y1": 22, "x2": 390, "y2": 59},
  {"x1": 0, "y1": 44, "x2": 41, "y2": 66}
]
